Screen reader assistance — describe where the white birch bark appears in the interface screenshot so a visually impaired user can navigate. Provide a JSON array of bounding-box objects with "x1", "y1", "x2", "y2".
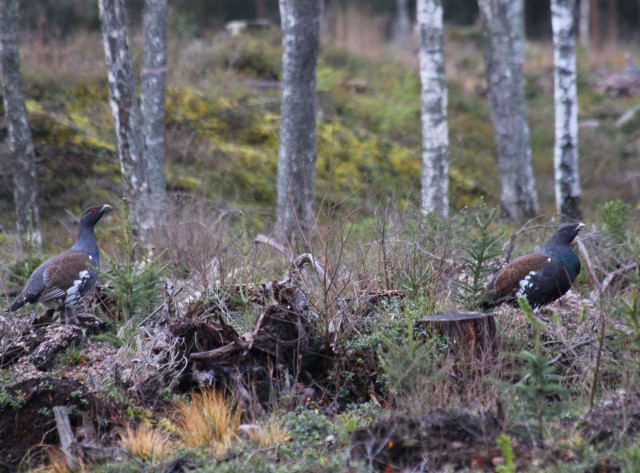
[
  {"x1": 276, "y1": 0, "x2": 321, "y2": 248},
  {"x1": 551, "y1": 0, "x2": 583, "y2": 221},
  {"x1": 141, "y1": 0, "x2": 168, "y2": 216},
  {"x1": 478, "y1": 0, "x2": 539, "y2": 221},
  {"x1": 417, "y1": 0, "x2": 450, "y2": 217},
  {"x1": 0, "y1": 0, "x2": 41, "y2": 246}
]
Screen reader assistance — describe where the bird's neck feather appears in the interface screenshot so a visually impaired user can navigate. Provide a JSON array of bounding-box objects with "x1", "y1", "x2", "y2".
[{"x1": 71, "y1": 226, "x2": 100, "y2": 264}]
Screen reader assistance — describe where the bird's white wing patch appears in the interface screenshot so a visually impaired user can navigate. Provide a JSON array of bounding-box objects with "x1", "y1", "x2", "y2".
[
  {"x1": 516, "y1": 270, "x2": 537, "y2": 297},
  {"x1": 65, "y1": 270, "x2": 92, "y2": 306}
]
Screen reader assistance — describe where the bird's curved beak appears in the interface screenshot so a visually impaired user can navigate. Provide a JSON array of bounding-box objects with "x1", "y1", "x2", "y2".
[
  {"x1": 577, "y1": 222, "x2": 585, "y2": 231},
  {"x1": 102, "y1": 204, "x2": 112, "y2": 213}
]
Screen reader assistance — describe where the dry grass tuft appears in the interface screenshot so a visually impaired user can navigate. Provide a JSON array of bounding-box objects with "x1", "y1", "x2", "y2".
[
  {"x1": 32, "y1": 448, "x2": 85, "y2": 473},
  {"x1": 118, "y1": 423, "x2": 171, "y2": 462},
  {"x1": 247, "y1": 419, "x2": 290, "y2": 448},
  {"x1": 175, "y1": 389, "x2": 242, "y2": 451}
]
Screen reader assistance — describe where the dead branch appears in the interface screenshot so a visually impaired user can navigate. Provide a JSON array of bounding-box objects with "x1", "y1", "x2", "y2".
[
  {"x1": 53, "y1": 406, "x2": 79, "y2": 472},
  {"x1": 254, "y1": 233, "x2": 293, "y2": 261},
  {"x1": 190, "y1": 341, "x2": 245, "y2": 360},
  {"x1": 601, "y1": 262, "x2": 638, "y2": 294},
  {"x1": 385, "y1": 238, "x2": 457, "y2": 267},
  {"x1": 502, "y1": 216, "x2": 552, "y2": 263},
  {"x1": 576, "y1": 239, "x2": 600, "y2": 289},
  {"x1": 520, "y1": 337, "x2": 598, "y2": 384}
]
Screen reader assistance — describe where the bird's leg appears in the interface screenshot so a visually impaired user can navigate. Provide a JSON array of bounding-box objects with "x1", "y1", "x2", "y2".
[
  {"x1": 61, "y1": 306, "x2": 78, "y2": 325},
  {"x1": 32, "y1": 308, "x2": 56, "y2": 326}
]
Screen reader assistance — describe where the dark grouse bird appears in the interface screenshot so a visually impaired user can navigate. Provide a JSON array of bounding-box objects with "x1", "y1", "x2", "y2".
[
  {"x1": 6, "y1": 204, "x2": 111, "y2": 323},
  {"x1": 482, "y1": 222, "x2": 585, "y2": 310}
]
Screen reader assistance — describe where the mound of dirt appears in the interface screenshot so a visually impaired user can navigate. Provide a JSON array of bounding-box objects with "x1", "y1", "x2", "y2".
[
  {"x1": 350, "y1": 408, "x2": 508, "y2": 471},
  {"x1": 0, "y1": 377, "x2": 118, "y2": 468},
  {"x1": 578, "y1": 389, "x2": 640, "y2": 445}
]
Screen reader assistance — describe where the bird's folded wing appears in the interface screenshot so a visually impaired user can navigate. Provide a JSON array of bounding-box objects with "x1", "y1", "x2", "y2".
[
  {"x1": 40, "y1": 252, "x2": 93, "y2": 303},
  {"x1": 492, "y1": 253, "x2": 552, "y2": 300}
]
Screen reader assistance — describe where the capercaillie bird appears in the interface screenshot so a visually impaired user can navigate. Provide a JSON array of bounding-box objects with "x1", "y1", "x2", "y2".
[
  {"x1": 482, "y1": 222, "x2": 585, "y2": 311},
  {"x1": 5, "y1": 204, "x2": 111, "y2": 323}
]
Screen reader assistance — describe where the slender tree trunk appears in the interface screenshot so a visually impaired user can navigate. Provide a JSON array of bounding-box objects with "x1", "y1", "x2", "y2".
[
  {"x1": 607, "y1": 0, "x2": 617, "y2": 45},
  {"x1": 478, "y1": 0, "x2": 539, "y2": 222},
  {"x1": 417, "y1": 0, "x2": 449, "y2": 217},
  {"x1": 0, "y1": 0, "x2": 41, "y2": 246},
  {"x1": 276, "y1": 0, "x2": 321, "y2": 248},
  {"x1": 590, "y1": 0, "x2": 599, "y2": 46},
  {"x1": 393, "y1": 0, "x2": 412, "y2": 48},
  {"x1": 551, "y1": 0, "x2": 583, "y2": 221},
  {"x1": 141, "y1": 0, "x2": 168, "y2": 219},
  {"x1": 99, "y1": 0, "x2": 169, "y2": 239},
  {"x1": 579, "y1": 0, "x2": 590, "y2": 46}
]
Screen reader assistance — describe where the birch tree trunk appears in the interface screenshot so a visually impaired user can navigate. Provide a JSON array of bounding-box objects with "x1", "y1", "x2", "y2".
[
  {"x1": 417, "y1": 0, "x2": 450, "y2": 217},
  {"x1": 276, "y1": 0, "x2": 321, "y2": 248},
  {"x1": 99, "y1": 0, "x2": 169, "y2": 238},
  {"x1": 478, "y1": 0, "x2": 539, "y2": 222},
  {"x1": 141, "y1": 0, "x2": 168, "y2": 217},
  {"x1": 551, "y1": 0, "x2": 583, "y2": 221},
  {"x1": 0, "y1": 0, "x2": 41, "y2": 246}
]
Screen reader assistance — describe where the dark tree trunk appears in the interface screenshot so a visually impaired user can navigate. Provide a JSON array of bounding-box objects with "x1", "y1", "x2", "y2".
[
  {"x1": 478, "y1": 0, "x2": 539, "y2": 222},
  {"x1": 276, "y1": 0, "x2": 321, "y2": 249},
  {"x1": 0, "y1": 0, "x2": 41, "y2": 246},
  {"x1": 142, "y1": 0, "x2": 168, "y2": 219}
]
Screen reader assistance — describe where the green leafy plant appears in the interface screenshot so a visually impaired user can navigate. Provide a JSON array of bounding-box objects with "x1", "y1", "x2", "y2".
[
  {"x1": 515, "y1": 296, "x2": 566, "y2": 441},
  {"x1": 601, "y1": 200, "x2": 630, "y2": 244},
  {"x1": 455, "y1": 205, "x2": 502, "y2": 308},
  {"x1": 5, "y1": 231, "x2": 46, "y2": 294},
  {"x1": 495, "y1": 434, "x2": 516, "y2": 473},
  {"x1": 379, "y1": 307, "x2": 445, "y2": 411},
  {"x1": 100, "y1": 199, "x2": 164, "y2": 327}
]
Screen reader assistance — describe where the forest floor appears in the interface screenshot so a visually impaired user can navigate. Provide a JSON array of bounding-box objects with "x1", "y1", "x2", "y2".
[{"x1": 1, "y1": 22, "x2": 640, "y2": 473}]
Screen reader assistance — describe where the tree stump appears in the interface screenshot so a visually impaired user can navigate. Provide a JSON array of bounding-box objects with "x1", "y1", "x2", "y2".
[{"x1": 416, "y1": 312, "x2": 499, "y2": 371}]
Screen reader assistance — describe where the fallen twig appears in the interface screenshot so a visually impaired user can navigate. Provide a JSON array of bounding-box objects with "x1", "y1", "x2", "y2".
[
  {"x1": 254, "y1": 233, "x2": 293, "y2": 261},
  {"x1": 190, "y1": 341, "x2": 245, "y2": 360},
  {"x1": 600, "y1": 262, "x2": 638, "y2": 294},
  {"x1": 576, "y1": 239, "x2": 599, "y2": 289}
]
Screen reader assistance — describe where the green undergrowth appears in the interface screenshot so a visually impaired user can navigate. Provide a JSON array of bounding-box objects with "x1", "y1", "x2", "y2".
[{"x1": 7, "y1": 27, "x2": 638, "y2": 233}]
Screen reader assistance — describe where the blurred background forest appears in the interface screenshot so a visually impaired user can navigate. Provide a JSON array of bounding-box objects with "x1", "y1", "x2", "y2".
[
  {"x1": 14, "y1": 0, "x2": 640, "y2": 41},
  {"x1": 1, "y1": 0, "x2": 640, "y2": 237}
]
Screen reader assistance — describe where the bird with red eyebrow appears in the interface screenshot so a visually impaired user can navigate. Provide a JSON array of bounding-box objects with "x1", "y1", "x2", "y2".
[
  {"x1": 482, "y1": 222, "x2": 585, "y2": 311},
  {"x1": 6, "y1": 204, "x2": 111, "y2": 323}
]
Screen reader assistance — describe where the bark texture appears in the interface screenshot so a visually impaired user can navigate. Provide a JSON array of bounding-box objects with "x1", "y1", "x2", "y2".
[
  {"x1": 142, "y1": 0, "x2": 168, "y2": 215},
  {"x1": 98, "y1": 0, "x2": 148, "y2": 233},
  {"x1": 551, "y1": 0, "x2": 583, "y2": 221},
  {"x1": 99, "y1": 0, "x2": 168, "y2": 239},
  {"x1": 0, "y1": 0, "x2": 41, "y2": 245},
  {"x1": 276, "y1": 0, "x2": 321, "y2": 248},
  {"x1": 478, "y1": 0, "x2": 539, "y2": 222},
  {"x1": 417, "y1": 0, "x2": 450, "y2": 217}
]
